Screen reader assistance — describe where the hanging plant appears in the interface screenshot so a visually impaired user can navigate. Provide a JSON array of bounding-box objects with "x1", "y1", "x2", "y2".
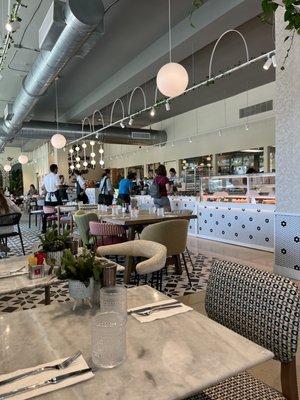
[
  {"x1": 189, "y1": 0, "x2": 203, "y2": 28},
  {"x1": 261, "y1": 0, "x2": 300, "y2": 69}
]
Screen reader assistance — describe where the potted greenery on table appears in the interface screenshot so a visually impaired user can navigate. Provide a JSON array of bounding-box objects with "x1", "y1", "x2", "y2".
[
  {"x1": 39, "y1": 226, "x2": 70, "y2": 267},
  {"x1": 56, "y1": 248, "x2": 105, "y2": 309}
]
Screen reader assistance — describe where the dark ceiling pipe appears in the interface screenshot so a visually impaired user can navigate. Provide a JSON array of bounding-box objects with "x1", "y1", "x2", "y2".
[{"x1": 0, "y1": 120, "x2": 167, "y2": 146}]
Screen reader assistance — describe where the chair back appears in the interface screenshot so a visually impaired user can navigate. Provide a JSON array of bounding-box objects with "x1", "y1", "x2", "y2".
[
  {"x1": 205, "y1": 260, "x2": 300, "y2": 363},
  {"x1": 89, "y1": 221, "x2": 125, "y2": 236},
  {"x1": 140, "y1": 219, "x2": 188, "y2": 257},
  {"x1": 37, "y1": 199, "x2": 45, "y2": 207},
  {"x1": 43, "y1": 206, "x2": 56, "y2": 214},
  {"x1": 97, "y1": 240, "x2": 167, "y2": 274},
  {"x1": 74, "y1": 211, "x2": 98, "y2": 246},
  {"x1": 0, "y1": 212, "x2": 21, "y2": 227}
]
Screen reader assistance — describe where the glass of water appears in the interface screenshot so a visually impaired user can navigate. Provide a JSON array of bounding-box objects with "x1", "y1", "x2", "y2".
[
  {"x1": 92, "y1": 311, "x2": 126, "y2": 368},
  {"x1": 100, "y1": 285, "x2": 127, "y2": 320},
  {"x1": 157, "y1": 207, "x2": 165, "y2": 217}
]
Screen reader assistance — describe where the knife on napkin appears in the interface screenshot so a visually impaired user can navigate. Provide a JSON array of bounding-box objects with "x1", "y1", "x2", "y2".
[{"x1": 0, "y1": 368, "x2": 92, "y2": 399}]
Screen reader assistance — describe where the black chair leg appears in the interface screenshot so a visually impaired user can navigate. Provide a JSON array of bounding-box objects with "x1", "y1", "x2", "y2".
[
  {"x1": 29, "y1": 213, "x2": 31, "y2": 228},
  {"x1": 182, "y1": 252, "x2": 192, "y2": 289},
  {"x1": 4, "y1": 236, "x2": 7, "y2": 257},
  {"x1": 18, "y1": 225, "x2": 25, "y2": 255},
  {"x1": 35, "y1": 214, "x2": 37, "y2": 226},
  {"x1": 186, "y1": 247, "x2": 194, "y2": 270}
]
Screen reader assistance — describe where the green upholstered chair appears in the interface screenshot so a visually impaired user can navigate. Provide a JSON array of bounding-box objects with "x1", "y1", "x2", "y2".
[
  {"x1": 73, "y1": 211, "x2": 98, "y2": 246},
  {"x1": 140, "y1": 219, "x2": 192, "y2": 287}
]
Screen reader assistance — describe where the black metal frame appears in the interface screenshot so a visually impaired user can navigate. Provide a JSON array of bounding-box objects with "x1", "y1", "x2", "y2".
[{"x1": 0, "y1": 213, "x2": 25, "y2": 256}]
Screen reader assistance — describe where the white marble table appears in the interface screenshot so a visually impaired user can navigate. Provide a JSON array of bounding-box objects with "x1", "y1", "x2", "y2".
[
  {"x1": 0, "y1": 285, "x2": 273, "y2": 399},
  {"x1": 0, "y1": 256, "x2": 57, "y2": 305}
]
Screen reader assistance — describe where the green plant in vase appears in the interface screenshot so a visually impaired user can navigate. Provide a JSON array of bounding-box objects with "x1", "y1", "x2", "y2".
[{"x1": 39, "y1": 225, "x2": 70, "y2": 252}]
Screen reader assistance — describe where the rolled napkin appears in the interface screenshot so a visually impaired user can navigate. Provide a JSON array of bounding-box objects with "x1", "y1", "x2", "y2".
[
  {"x1": 128, "y1": 299, "x2": 192, "y2": 323},
  {"x1": 0, "y1": 354, "x2": 93, "y2": 400}
]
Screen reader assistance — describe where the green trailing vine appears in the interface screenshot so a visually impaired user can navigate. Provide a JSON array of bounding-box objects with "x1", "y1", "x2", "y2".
[
  {"x1": 261, "y1": 0, "x2": 300, "y2": 69},
  {"x1": 0, "y1": 0, "x2": 27, "y2": 71}
]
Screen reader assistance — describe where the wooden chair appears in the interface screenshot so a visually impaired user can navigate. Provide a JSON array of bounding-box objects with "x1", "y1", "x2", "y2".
[
  {"x1": 185, "y1": 260, "x2": 300, "y2": 400},
  {"x1": 0, "y1": 213, "x2": 25, "y2": 256}
]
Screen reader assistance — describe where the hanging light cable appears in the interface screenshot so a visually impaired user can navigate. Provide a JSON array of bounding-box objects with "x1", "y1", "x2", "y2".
[
  {"x1": 51, "y1": 78, "x2": 66, "y2": 149},
  {"x1": 156, "y1": 0, "x2": 188, "y2": 97}
]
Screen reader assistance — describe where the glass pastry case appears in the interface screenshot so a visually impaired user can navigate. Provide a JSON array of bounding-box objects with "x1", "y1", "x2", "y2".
[{"x1": 201, "y1": 173, "x2": 275, "y2": 204}]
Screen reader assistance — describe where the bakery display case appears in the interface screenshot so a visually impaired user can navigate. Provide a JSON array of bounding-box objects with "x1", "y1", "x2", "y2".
[{"x1": 201, "y1": 173, "x2": 275, "y2": 204}]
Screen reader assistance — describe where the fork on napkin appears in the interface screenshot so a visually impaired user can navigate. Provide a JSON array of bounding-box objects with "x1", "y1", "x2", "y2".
[
  {"x1": 0, "y1": 355, "x2": 93, "y2": 400},
  {"x1": 128, "y1": 299, "x2": 192, "y2": 323}
]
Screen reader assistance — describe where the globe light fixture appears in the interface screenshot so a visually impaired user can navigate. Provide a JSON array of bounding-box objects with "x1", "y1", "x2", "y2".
[
  {"x1": 91, "y1": 152, "x2": 95, "y2": 158},
  {"x1": 150, "y1": 107, "x2": 155, "y2": 117},
  {"x1": 75, "y1": 156, "x2": 80, "y2": 162},
  {"x1": 90, "y1": 141, "x2": 95, "y2": 146},
  {"x1": 70, "y1": 165, "x2": 75, "y2": 170},
  {"x1": 5, "y1": 20, "x2": 20, "y2": 32},
  {"x1": 75, "y1": 163, "x2": 81, "y2": 169},
  {"x1": 18, "y1": 154, "x2": 29, "y2": 165},
  {"x1": 69, "y1": 148, "x2": 74, "y2": 154},
  {"x1": 75, "y1": 145, "x2": 80, "y2": 151},
  {"x1": 82, "y1": 142, "x2": 87, "y2": 149},
  {"x1": 99, "y1": 159, "x2": 105, "y2": 166},
  {"x1": 99, "y1": 147, "x2": 104, "y2": 154},
  {"x1": 83, "y1": 161, "x2": 88, "y2": 167},
  {"x1": 51, "y1": 133, "x2": 66, "y2": 149},
  {"x1": 4, "y1": 164, "x2": 11, "y2": 172},
  {"x1": 157, "y1": 62, "x2": 188, "y2": 97},
  {"x1": 91, "y1": 159, "x2": 96, "y2": 166}
]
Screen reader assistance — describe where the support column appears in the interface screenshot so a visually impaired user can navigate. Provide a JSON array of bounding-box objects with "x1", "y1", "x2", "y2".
[
  {"x1": 212, "y1": 154, "x2": 218, "y2": 175},
  {"x1": 274, "y1": 7, "x2": 300, "y2": 279},
  {"x1": 263, "y1": 146, "x2": 270, "y2": 173}
]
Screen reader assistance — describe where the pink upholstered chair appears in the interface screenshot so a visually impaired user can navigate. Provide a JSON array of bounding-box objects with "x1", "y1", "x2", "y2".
[
  {"x1": 43, "y1": 205, "x2": 57, "y2": 228},
  {"x1": 89, "y1": 221, "x2": 127, "y2": 249}
]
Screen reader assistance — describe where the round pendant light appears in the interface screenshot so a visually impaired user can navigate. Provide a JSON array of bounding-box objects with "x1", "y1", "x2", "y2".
[
  {"x1": 4, "y1": 164, "x2": 11, "y2": 172},
  {"x1": 51, "y1": 78, "x2": 66, "y2": 149},
  {"x1": 99, "y1": 159, "x2": 104, "y2": 166},
  {"x1": 156, "y1": 0, "x2": 188, "y2": 98},
  {"x1": 51, "y1": 133, "x2": 66, "y2": 149},
  {"x1": 18, "y1": 154, "x2": 29, "y2": 165},
  {"x1": 157, "y1": 62, "x2": 188, "y2": 97}
]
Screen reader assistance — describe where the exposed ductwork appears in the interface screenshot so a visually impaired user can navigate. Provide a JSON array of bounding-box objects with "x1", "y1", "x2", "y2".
[
  {"x1": 0, "y1": 120, "x2": 167, "y2": 146},
  {"x1": 0, "y1": 0, "x2": 105, "y2": 150}
]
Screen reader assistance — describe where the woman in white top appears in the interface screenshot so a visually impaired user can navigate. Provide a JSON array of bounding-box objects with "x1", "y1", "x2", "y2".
[
  {"x1": 98, "y1": 169, "x2": 114, "y2": 206},
  {"x1": 74, "y1": 170, "x2": 88, "y2": 204},
  {"x1": 41, "y1": 164, "x2": 62, "y2": 233},
  {"x1": 0, "y1": 189, "x2": 21, "y2": 252}
]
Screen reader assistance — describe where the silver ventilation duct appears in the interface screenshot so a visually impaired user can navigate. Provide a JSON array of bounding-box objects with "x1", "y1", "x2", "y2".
[
  {"x1": 0, "y1": 120, "x2": 167, "y2": 146},
  {"x1": 0, "y1": 0, "x2": 105, "y2": 150}
]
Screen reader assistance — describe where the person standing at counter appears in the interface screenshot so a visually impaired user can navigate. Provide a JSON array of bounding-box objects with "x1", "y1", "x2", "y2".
[
  {"x1": 150, "y1": 164, "x2": 173, "y2": 211},
  {"x1": 98, "y1": 169, "x2": 114, "y2": 206},
  {"x1": 118, "y1": 172, "x2": 137, "y2": 204},
  {"x1": 74, "y1": 170, "x2": 88, "y2": 204},
  {"x1": 169, "y1": 168, "x2": 181, "y2": 193},
  {"x1": 41, "y1": 164, "x2": 62, "y2": 233}
]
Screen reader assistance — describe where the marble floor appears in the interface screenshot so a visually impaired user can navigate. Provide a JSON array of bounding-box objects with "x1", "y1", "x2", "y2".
[{"x1": 181, "y1": 236, "x2": 299, "y2": 394}]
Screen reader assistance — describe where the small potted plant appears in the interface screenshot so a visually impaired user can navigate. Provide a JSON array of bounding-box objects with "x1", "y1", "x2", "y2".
[
  {"x1": 39, "y1": 226, "x2": 70, "y2": 266},
  {"x1": 56, "y1": 248, "x2": 105, "y2": 308}
]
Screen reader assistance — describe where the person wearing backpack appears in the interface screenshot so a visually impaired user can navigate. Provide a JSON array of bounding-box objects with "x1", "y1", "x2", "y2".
[
  {"x1": 150, "y1": 164, "x2": 173, "y2": 211},
  {"x1": 98, "y1": 169, "x2": 114, "y2": 206}
]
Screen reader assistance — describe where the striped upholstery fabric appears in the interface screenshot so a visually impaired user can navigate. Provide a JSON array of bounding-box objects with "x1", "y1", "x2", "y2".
[
  {"x1": 205, "y1": 260, "x2": 300, "y2": 363},
  {"x1": 43, "y1": 206, "x2": 56, "y2": 214},
  {"x1": 89, "y1": 221, "x2": 125, "y2": 237}
]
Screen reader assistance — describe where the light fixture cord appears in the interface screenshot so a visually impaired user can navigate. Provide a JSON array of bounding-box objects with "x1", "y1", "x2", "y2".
[
  {"x1": 55, "y1": 78, "x2": 59, "y2": 133},
  {"x1": 168, "y1": 0, "x2": 172, "y2": 63}
]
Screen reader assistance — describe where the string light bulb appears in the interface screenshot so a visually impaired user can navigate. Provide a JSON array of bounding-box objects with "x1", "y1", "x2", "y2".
[
  {"x1": 150, "y1": 107, "x2": 155, "y2": 117},
  {"x1": 129, "y1": 117, "x2": 134, "y2": 126},
  {"x1": 82, "y1": 142, "x2": 87, "y2": 149}
]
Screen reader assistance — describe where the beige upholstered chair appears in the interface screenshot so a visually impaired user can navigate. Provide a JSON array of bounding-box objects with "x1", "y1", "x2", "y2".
[
  {"x1": 96, "y1": 240, "x2": 167, "y2": 289},
  {"x1": 140, "y1": 219, "x2": 192, "y2": 287}
]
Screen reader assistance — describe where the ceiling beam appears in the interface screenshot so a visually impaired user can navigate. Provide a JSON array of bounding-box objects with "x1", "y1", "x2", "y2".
[{"x1": 61, "y1": 0, "x2": 262, "y2": 122}]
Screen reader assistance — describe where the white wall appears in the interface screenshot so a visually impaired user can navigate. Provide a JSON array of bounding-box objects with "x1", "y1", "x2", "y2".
[{"x1": 104, "y1": 82, "x2": 275, "y2": 169}]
